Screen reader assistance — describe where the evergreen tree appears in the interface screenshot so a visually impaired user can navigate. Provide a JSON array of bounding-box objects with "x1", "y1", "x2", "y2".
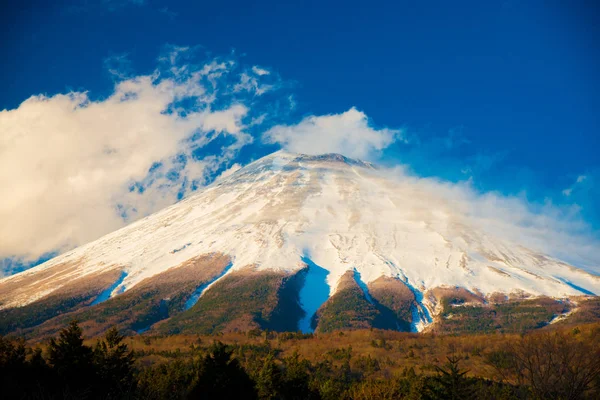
[
  {"x1": 256, "y1": 353, "x2": 282, "y2": 399},
  {"x1": 188, "y1": 341, "x2": 258, "y2": 399},
  {"x1": 94, "y1": 327, "x2": 136, "y2": 398},
  {"x1": 425, "y1": 354, "x2": 476, "y2": 400},
  {"x1": 280, "y1": 351, "x2": 321, "y2": 400},
  {"x1": 48, "y1": 320, "x2": 96, "y2": 397},
  {"x1": 0, "y1": 336, "x2": 28, "y2": 398},
  {"x1": 137, "y1": 358, "x2": 197, "y2": 400}
]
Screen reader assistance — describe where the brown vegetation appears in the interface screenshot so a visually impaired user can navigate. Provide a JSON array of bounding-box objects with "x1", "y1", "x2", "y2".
[
  {"x1": 368, "y1": 276, "x2": 416, "y2": 331},
  {"x1": 3, "y1": 314, "x2": 600, "y2": 398},
  {"x1": 157, "y1": 266, "x2": 304, "y2": 335},
  {"x1": 427, "y1": 286, "x2": 485, "y2": 307},
  {"x1": 0, "y1": 259, "x2": 84, "y2": 306},
  {"x1": 1, "y1": 253, "x2": 231, "y2": 338},
  {"x1": 314, "y1": 271, "x2": 379, "y2": 332},
  {"x1": 433, "y1": 295, "x2": 568, "y2": 334},
  {"x1": 109, "y1": 321, "x2": 600, "y2": 397},
  {"x1": 2, "y1": 258, "x2": 599, "y2": 341},
  {"x1": 0, "y1": 267, "x2": 123, "y2": 335},
  {"x1": 554, "y1": 297, "x2": 600, "y2": 327}
]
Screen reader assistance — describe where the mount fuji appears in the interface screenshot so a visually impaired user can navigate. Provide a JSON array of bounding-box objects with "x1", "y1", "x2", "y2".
[{"x1": 1, "y1": 152, "x2": 598, "y2": 338}]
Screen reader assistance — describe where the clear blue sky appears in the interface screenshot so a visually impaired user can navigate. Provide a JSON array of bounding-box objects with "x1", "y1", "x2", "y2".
[{"x1": 0, "y1": 0, "x2": 599, "y2": 271}]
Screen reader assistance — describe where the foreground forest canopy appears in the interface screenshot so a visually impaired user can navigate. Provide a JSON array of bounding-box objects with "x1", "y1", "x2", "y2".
[{"x1": 2, "y1": 321, "x2": 600, "y2": 399}]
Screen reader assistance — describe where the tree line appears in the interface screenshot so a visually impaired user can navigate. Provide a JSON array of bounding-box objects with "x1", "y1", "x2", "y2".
[{"x1": 1, "y1": 321, "x2": 599, "y2": 399}]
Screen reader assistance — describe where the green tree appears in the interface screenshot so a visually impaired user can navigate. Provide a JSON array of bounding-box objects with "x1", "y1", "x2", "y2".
[
  {"x1": 137, "y1": 359, "x2": 196, "y2": 400},
  {"x1": 280, "y1": 351, "x2": 321, "y2": 400},
  {"x1": 94, "y1": 327, "x2": 136, "y2": 397},
  {"x1": 256, "y1": 353, "x2": 282, "y2": 399},
  {"x1": 188, "y1": 341, "x2": 258, "y2": 399},
  {"x1": 0, "y1": 336, "x2": 29, "y2": 397},
  {"x1": 48, "y1": 320, "x2": 96, "y2": 396},
  {"x1": 426, "y1": 354, "x2": 476, "y2": 400}
]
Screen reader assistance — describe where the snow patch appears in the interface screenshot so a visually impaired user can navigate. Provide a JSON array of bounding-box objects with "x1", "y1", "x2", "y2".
[
  {"x1": 549, "y1": 308, "x2": 576, "y2": 325},
  {"x1": 407, "y1": 284, "x2": 433, "y2": 333}
]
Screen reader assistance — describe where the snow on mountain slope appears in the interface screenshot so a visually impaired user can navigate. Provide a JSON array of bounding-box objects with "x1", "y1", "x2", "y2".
[{"x1": 1, "y1": 151, "x2": 599, "y2": 317}]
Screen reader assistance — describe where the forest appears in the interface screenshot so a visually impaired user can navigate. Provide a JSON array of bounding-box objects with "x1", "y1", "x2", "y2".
[{"x1": 1, "y1": 320, "x2": 600, "y2": 399}]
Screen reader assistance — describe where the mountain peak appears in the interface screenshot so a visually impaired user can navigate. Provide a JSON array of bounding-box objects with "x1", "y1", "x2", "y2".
[{"x1": 290, "y1": 152, "x2": 375, "y2": 168}]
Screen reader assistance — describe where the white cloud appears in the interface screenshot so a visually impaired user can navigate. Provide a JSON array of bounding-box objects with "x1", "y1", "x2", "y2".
[
  {"x1": 263, "y1": 107, "x2": 402, "y2": 160},
  {"x1": 0, "y1": 56, "x2": 266, "y2": 262},
  {"x1": 288, "y1": 95, "x2": 296, "y2": 110},
  {"x1": 233, "y1": 72, "x2": 273, "y2": 96},
  {"x1": 252, "y1": 66, "x2": 270, "y2": 76}
]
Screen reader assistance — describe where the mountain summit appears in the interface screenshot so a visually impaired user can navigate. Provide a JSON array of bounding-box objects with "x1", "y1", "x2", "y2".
[{"x1": 1, "y1": 151, "x2": 598, "y2": 337}]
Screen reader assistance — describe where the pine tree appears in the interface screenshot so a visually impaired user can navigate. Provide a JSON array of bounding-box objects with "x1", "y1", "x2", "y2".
[
  {"x1": 94, "y1": 327, "x2": 136, "y2": 397},
  {"x1": 256, "y1": 353, "x2": 282, "y2": 400},
  {"x1": 188, "y1": 341, "x2": 258, "y2": 399},
  {"x1": 48, "y1": 320, "x2": 95, "y2": 396},
  {"x1": 426, "y1": 354, "x2": 476, "y2": 400},
  {"x1": 280, "y1": 351, "x2": 320, "y2": 400},
  {"x1": 0, "y1": 336, "x2": 28, "y2": 398}
]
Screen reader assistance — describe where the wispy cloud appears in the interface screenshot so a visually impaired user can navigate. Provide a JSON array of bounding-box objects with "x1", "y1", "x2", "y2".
[
  {"x1": 252, "y1": 66, "x2": 270, "y2": 76},
  {"x1": 377, "y1": 167, "x2": 600, "y2": 272},
  {"x1": 103, "y1": 53, "x2": 134, "y2": 80},
  {"x1": 233, "y1": 65, "x2": 277, "y2": 96},
  {"x1": 563, "y1": 174, "x2": 589, "y2": 197}
]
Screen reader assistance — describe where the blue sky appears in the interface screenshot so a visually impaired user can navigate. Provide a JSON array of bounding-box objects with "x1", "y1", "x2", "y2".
[{"x1": 0, "y1": 0, "x2": 598, "y2": 273}]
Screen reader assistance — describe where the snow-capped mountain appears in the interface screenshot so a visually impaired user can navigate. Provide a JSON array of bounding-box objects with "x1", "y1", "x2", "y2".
[{"x1": 1, "y1": 151, "x2": 598, "y2": 336}]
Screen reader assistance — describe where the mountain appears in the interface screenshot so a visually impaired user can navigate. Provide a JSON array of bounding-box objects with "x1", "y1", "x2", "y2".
[{"x1": 1, "y1": 151, "x2": 599, "y2": 338}]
